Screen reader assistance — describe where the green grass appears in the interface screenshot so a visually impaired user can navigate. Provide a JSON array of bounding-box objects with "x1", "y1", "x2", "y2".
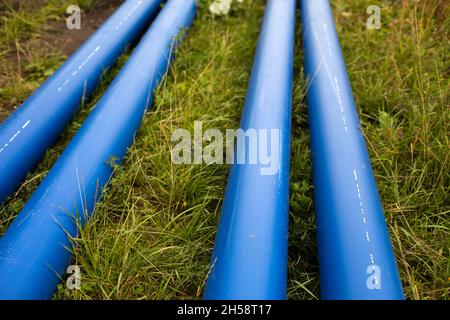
[{"x1": 0, "y1": 0, "x2": 449, "y2": 300}]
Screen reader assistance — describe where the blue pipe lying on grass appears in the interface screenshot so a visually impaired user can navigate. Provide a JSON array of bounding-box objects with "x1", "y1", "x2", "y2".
[
  {"x1": 0, "y1": 0, "x2": 164, "y2": 204},
  {"x1": 0, "y1": 0, "x2": 196, "y2": 300},
  {"x1": 204, "y1": 0, "x2": 296, "y2": 300},
  {"x1": 300, "y1": 0, "x2": 404, "y2": 299}
]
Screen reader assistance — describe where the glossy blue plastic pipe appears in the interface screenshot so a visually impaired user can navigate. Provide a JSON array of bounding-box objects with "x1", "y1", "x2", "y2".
[
  {"x1": 0, "y1": 0, "x2": 164, "y2": 204},
  {"x1": 0, "y1": 0, "x2": 196, "y2": 300},
  {"x1": 204, "y1": 0, "x2": 296, "y2": 300},
  {"x1": 300, "y1": 0, "x2": 404, "y2": 299}
]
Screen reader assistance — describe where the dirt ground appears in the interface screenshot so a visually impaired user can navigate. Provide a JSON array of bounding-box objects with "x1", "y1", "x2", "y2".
[{"x1": 43, "y1": 0, "x2": 123, "y2": 56}]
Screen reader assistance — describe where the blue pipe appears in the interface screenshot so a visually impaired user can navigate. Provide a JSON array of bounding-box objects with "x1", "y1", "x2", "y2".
[
  {"x1": 0, "y1": 0, "x2": 196, "y2": 300},
  {"x1": 300, "y1": 0, "x2": 404, "y2": 299},
  {"x1": 0, "y1": 0, "x2": 164, "y2": 204},
  {"x1": 204, "y1": 0, "x2": 296, "y2": 300}
]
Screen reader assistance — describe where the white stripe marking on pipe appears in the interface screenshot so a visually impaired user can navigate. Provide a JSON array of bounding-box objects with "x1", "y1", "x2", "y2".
[
  {"x1": 0, "y1": 121, "x2": 30, "y2": 154},
  {"x1": 22, "y1": 120, "x2": 31, "y2": 129},
  {"x1": 58, "y1": 45, "x2": 101, "y2": 93}
]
